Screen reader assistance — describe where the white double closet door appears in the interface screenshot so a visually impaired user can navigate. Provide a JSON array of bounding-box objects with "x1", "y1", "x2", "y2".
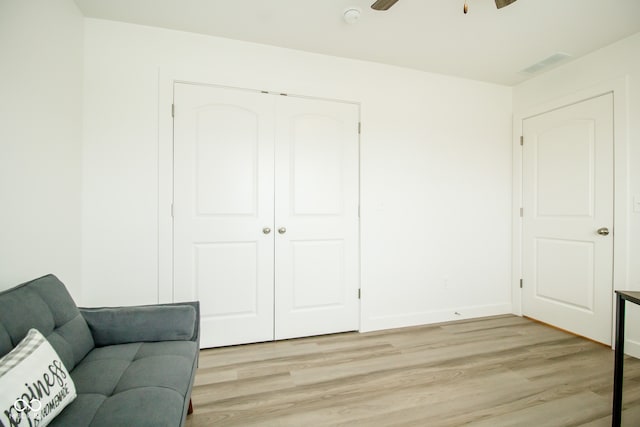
[{"x1": 173, "y1": 83, "x2": 360, "y2": 348}]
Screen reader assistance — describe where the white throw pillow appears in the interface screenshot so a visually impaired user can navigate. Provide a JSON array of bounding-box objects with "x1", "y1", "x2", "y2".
[{"x1": 0, "y1": 328, "x2": 77, "y2": 426}]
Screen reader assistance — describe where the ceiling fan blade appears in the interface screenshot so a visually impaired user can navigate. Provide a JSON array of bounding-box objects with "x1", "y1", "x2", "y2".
[
  {"x1": 495, "y1": 0, "x2": 517, "y2": 9},
  {"x1": 371, "y1": 0, "x2": 400, "y2": 11}
]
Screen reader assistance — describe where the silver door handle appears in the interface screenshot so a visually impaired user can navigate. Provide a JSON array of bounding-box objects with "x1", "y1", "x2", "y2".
[
  {"x1": 278, "y1": 227, "x2": 286, "y2": 234},
  {"x1": 262, "y1": 227, "x2": 271, "y2": 234},
  {"x1": 596, "y1": 227, "x2": 609, "y2": 236}
]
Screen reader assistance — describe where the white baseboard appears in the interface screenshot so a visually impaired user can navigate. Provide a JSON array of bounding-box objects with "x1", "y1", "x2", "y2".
[
  {"x1": 624, "y1": 339, "x2": 640, "y2": 359},
  {"x1": 360, "y1": 303, "x2": 513, "y2": 333}
]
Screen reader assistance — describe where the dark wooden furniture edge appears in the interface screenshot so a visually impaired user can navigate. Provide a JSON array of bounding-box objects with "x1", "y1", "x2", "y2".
[{"x1": 612, "y1": 291, "x2": 640, "y2": 427}]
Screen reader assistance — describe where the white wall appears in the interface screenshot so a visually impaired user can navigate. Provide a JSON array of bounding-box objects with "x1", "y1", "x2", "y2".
[
  {"x1": 513, "y1": 32, "x2": 640, "y2": 350},
  {"x1": 82, "y1": 19, "x2": 513, "y2": 330},
  {"x1": 0, "y1": 0, "x2": 84, "y2": 299}
]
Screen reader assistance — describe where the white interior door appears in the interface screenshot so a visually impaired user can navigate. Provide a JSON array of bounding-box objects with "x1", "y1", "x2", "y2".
[
  {"x1": 173, "y1": 83, "x2": 275, "y2": 348},
  {"x1": 274, "y1": 96, "x2": 360, "y2": 340},
  {"x1": 522, "y1": 93, "x2": 614, "y2": 344}
]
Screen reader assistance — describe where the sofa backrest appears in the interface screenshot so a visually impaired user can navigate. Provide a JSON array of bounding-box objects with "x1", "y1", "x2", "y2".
[{"x1": 0, "y1": 274, "x2": 94, "y2": 371}]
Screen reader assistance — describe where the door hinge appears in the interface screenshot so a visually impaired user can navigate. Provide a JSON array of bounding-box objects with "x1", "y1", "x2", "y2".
[
  {"x1": 519, "y1": 279, "x2": 523, "y2": 289},
  {"x1": 171, "y1": 203, "x2": 174, "y2": 217},
  {"x1": 520, "y1": 207, "x2": 523, "y2": 217},
  {"x1": 358, "y1": 122, "x2": 361, "y2": 134},
  {"x1": 171, "y1": 104, "x2": 175, "y2": 118},
  {"x1": 520, "y1": 135, "x2": 524, "y2": 146},
  {"x1": 358, "y1": 289, "x2": 361, "y2": 299}
]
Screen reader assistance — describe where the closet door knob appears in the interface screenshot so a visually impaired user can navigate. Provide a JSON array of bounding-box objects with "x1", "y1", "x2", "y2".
[
  {"x1": 278, "y1": 227, "x2": 287, "y2": 234},
  {"x1": 262, "y1": 227, "x2": 271, "y2": 234}
]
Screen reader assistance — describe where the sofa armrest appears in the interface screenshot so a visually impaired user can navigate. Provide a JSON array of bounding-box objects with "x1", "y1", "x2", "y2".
[{"x1": 80, "y1": 301, "x2": 200, "y2": 347}]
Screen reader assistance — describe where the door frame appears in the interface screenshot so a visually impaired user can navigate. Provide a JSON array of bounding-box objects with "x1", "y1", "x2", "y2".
[
  {"x1": 512, "y1": 76, "x2": 630, "y2": 349},
  {"x1": 156, "y1": 70, "x2": 362, "y2": 331}
]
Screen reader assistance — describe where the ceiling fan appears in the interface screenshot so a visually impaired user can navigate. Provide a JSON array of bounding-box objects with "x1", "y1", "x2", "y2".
[{"x1": 371, "y1": 0, "x2": 518, "y2": 12}]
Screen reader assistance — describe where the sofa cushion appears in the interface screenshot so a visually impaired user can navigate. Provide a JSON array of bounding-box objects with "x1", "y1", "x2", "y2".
[
  {"x1": 0, "y1": 275, "x2": 95, "y2": 371},
  {"x1": 49, "y1": 394, "x2": 107, "y2": 426},
  {"x1": 86, "y1": 388, "x2": 185, "y2": 427},
  {"x1": 51, "y1": 340, "x2": 198, "y2": 427}
]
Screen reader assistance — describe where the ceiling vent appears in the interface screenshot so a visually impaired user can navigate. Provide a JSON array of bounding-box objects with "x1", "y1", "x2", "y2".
[{"x1": 521, "y1": 52, "x2": 572, "y2": 74}]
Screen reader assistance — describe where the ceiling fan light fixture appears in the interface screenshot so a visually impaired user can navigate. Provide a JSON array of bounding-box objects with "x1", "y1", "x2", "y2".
[{"x1": 371, "y1": 0, "x2": 519, "y2": 12}]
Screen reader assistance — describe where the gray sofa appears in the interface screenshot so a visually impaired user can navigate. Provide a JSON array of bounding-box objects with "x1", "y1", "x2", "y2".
[{"x1": 0, "y1": 274, "x2": 199, "y2": 427}]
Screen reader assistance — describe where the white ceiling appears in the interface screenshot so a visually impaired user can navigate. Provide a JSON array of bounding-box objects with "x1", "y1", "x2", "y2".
[{"x1": 73, "y1": 0, "x2": 640, "y2": 86}]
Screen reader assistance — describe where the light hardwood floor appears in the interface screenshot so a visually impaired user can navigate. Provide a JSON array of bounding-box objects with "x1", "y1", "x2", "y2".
[{"x1": 185, "y1": 315, "x2": 640, "y2": 426}]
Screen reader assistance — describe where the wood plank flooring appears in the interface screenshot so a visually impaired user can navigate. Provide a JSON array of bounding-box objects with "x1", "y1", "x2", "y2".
[{"x1": 185, "y1": 315, "x2": 640, "y2": 426}]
